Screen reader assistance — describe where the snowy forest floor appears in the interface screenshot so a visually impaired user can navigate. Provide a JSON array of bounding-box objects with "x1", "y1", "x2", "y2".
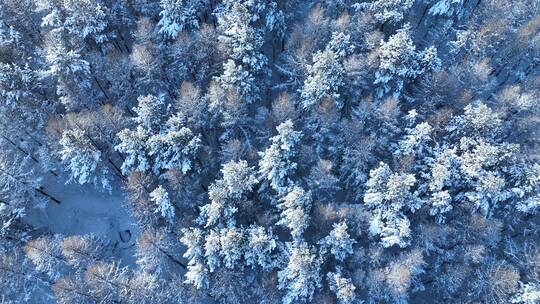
[{"x1": 24, "y1": 176, "x2": 139, "y2": 266}]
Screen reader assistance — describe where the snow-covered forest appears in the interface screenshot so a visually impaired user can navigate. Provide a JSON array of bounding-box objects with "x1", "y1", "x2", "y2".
[{"x1": 1, "y1": 0, "x2": 539, "y2": 303}]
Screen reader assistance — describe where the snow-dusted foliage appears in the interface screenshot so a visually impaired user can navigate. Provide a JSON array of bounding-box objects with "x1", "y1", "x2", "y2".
[
  {"x1": 39, "y1": 0, "x2": 109, "y2": 43},
  {"x1": 132, "y1": 94, "x2": 167, "y2": 132},
  {"x1": 116, "y1": 94, "x2": 201, "y2": 175},
  {"x1": 327, "y1": 270, "x2": 357, "y2": 304},
  {"x1": 180, "y1": 227, "x2": 209, "y2": 288},
  {"x1": 258, "y1": 120, "x2": 303, "y2": 194},
  {"x1": 300, "y1": 32, "x2": 353, "y2": 109},
  {"x1": 59, "y1": 129, "x2": 111, "y2": 191},
  {"x1": 147, "y1": 114, "x2": 201, "y2": 174},
  {"x1": 158, "y1": 0, "x2": 207, "y2": 38},
  {"x1": 429, "y1": 0, "x2": 465, "y2": 17},
  {"x1": 278, "y1": 242, "x2": 323, "y2": 304},
  {"x1": 364, "y1": 162, "x2": 420, "y2": 248},
  {"x1": 2, "y1": 0, "x2": 540, "y2": 303},
  {"x1": 319, "y1": 221, "x2": 355, "y2": 261},
  {"x1": 0, "y1": 63, "x2": 33, "y2": 109},
  {"x1": 149, "y1": 185, "x2": 175, "y2": 224},
  {"x1": 512, "y1": 282, "x2": 540, "y2": 304},
  {"x1": 244, "y1": 225, "x2": 277, "y2": 270},
  {"x1": 277, "y1": 186, "x2": 312, "y2": 241},
  {"x1": 375, "y1": 24, "x2": 440, "y2": 98},
  {"x1": 198, "y1": 159, "x2": 257, "y2": 227},
  {"x1": 44, "y1": 44, "x2": 91, "y2": 108},
  {"x1": 214, "y1": 1, "x2": 269, "y2": 103},
  {"x1": 116, "y1": 126, "x2": 151, "y2": 174},
  {"x1": 355, "y1": 0, "x2": 414, "y2": 24}
]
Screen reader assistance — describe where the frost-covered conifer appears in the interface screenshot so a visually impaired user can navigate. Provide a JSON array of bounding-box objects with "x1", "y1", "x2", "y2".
[
  {"x1": 0, "y1": 154, "x2": 41, "y2": 213},
  {"x1": 300, "y1": 32, "x2": 353, "y2": 109},
  {"x1": 216, "y1": 59, "x2": 259, "y2": 104},
  {"x1": 244, "y1": 225, "x2": 277, "y2": 270},
  {"x1": 277, "y1": 186, "x2": 312, "y2": 241},
  {"x1": 219, "y1": 227, "x2": 244, "y2": 269},
  {"x1": 204, "y1": 229, "x2": 221, "y2": 272},
  {"x1": 184, "y1": 262, "x2": 209, "y2": 289},
  {"x1": 364, "y1": 162, "x2": 419, "y2": 247},
  {"x1": 258, "y1": 120, "x2": 302, "y2": 194},
  {"x1": 215, "y1": 2, "x2": 268, "y2": 103},
  {"x1": 158, "y1": 0, "x2": 207, "y2": 38},
  {"x1": 278, "y1": 242, "x2": 322, "y2": 304},
  {"x1": 198, "y1": 160, "x2": 257, "y2": 227},
  {"x1": 40, "y1": 0, "x2": 109, "y2": 43},
  {"x1": 44, "y1": 44, "x2": 91, "y2": 108},
  {"x1": 220, "y1": 159, "x2": 258, "y2": 198},
  {"x1": 147, "y1": 114, "x2": 201, "y2": 174},
  {"x1": 132, "y1": 94, "x2": 167, "y2": 132},
  {"x1": 515, "y1": 164, "x2": 540, "y2": 214},
  {"x1": 0, "y1": 63, "x2": 34, "y2": 109},
  {"x1": 318, "y1": 221, "x2": 355, "y2": 261},
  {"x1": 59, "y1": 129, "x2": 111, "y2": 191},
  {"x1": 115, "y1": 126, "x2": 150, "y2": 174},
  {"x1": 394, "y1": 121, "x2": 433, "y2": 157},
  {"x1": 327, "y1": 270, "x2": 357, "y2": 304},
  {"x1": 355, "y1": 0, "x2": 414, "y2": 24},
  {"x1": 180, "y1": 227, "x2": 209, "y2": 289},
  {"x1": 149, "y1": 185, "x2": 175, "y2": 224},
  {"x1": 375, "y1": 24, "x2": 440, "y2": 98}
]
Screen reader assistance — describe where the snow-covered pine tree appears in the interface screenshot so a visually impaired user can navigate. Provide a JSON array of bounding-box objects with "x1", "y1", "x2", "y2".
[
  {"x1": 364, "y1": 162, "x2": 420, "y2": 248},
  {"x1": 149, "y1": 185, "x2": 175, "y2": 224},
  {"x1": 147, "y1": 114, "x2": 201, "y2": 175},
  {"x1": 59, "y1": 129, "x2": 111, "y2": 191},
  {"x1": 198, "y1": 159, "x2": 257, "y2": 227},
  {"x1": 40, "y1": 0, "x2": 109, "y2": 44},
  {"x1": 327, "y1": 270, "x2": 357, "y2": 304},
  {"x1": 375, "y1": 24, "x2": 440, "y2": 98},
  {"x1": 300, "y1": 32, "x2": 354, "y2": 109},
  {"x1": 318, "y1": 221, "x2": 355, "y2": 261},
  {"x1": 258, "y1": 120, "x2": 302, "y2": 195},
  {"x1": 278, "y1": 241, "x2": 323, "y2": 304},
  {"x1": 354, "y1": 0, "x2": 414, "y2": 25},
  {"x1": 277, "y1": 186, "x2": 312, "y2": 241},
  {"x1": 158, "y1": 0, "x2": 207, "y2": 38}
]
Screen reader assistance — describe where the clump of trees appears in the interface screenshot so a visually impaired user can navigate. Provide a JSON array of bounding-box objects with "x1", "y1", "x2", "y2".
[{"x1": 1, "y1": 0, "x2": 539, "y2": 303}]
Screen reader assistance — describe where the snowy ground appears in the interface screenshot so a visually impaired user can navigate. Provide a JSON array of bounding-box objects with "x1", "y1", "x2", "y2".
[{"x1": 25, "y1": 174, "x2": 139, "y2": 265}]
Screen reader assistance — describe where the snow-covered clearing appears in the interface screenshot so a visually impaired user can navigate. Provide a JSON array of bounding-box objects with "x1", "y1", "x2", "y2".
[{"x1": 25, "y1": 174, "x2": 138, "y2": 265}]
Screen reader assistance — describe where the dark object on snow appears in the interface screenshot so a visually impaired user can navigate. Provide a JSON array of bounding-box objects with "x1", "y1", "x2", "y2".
[{"x1": 119, "y1": 229, "x2": 131, "y2": 243}]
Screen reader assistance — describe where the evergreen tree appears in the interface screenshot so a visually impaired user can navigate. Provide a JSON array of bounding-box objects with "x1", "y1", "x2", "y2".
[
  {"x1": 258, "y1": 120, "x2": 302, "y2": 195},
  {"x1": 277, "y1": 186, "x2": 312, "y2": 242},
  {"x1": 115, "y1": 126, "x2": 150, "y2": 174},
  {"x1": 318, "y1": 221, "x2": 355, "y2": 261},
  {"x1": 158, "y1": 0, "x2": 207, "y2": 38},
  {"x1": 327, "y1": 270, "x2": 357, "y2": 304},
  {"x1": 300, "y1": 32, "x2": 353, "y2": 109},
  {"x1": 364, "y1": 162, "x2": 420, "y2": 248},
  {"x1": 40, "y1": 0, "x2": 109, "y2": 44},
  {"x1": 149, "y1": 185, "x2": 175, "y2": 224},
  {"x1": 355, "y1": 0, "x2": 414, "y2": 24},
  {"x1": 147, "y1": 114, "x2": 201, "y2": 175},
  {"x1": 198, "y1": 159, "x2": 257, "y2": 227},
  {"x1": 244, "y1": 225, "x2": 277, "y2": 271},
  {"x1": 59, "y1": 129, "x2": 111, "y2": 191},
  {"x1": 375, "y1": 24, "x2": 440, "y2": 98},
  {"x1": 278, "y1": 242, "x2": 323, "y2": 304}
]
